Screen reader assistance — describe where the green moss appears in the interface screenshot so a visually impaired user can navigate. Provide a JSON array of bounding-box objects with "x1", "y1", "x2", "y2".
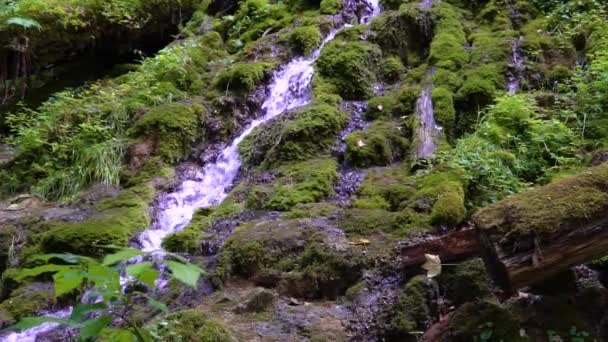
[
  {"x1": 240, "y1": 104, "x2": 348, "y2": 167},
  {"x1": 0, "y1": 284, "x2": 55, "y2": 320},
  {"x1": 473, "y1": 163, "x2": 608, "y2": 236},
  {"x1": 162, "y1": 229, "x2": 200, "y2": 254},
  {"x1": 357, "y1": 165, "x2": 412, "y2": 211},
  {"x1": 338, "y1": 208, "x2": 398, "y2": 235},
  {"x1": 284, "y1": 202, "x2": 338, "y2": 219},
  {"x1": 398, "y1": 84, "x2": 423, "y2": 116},
  {"x1": 429, "y1": 3, "x2": 468, "y2": 70},
  {"x1": 344, "y1": 121, "x2": 409, "y2": 167},
  {"x1": 369, "y1": 7, "x2": 432, "y2": 64},
  {"x1": 311, "y1": 75, "x2": 343, "y2": 105},
  {"x1": 438, "y1": 258, "x2": 491, "y2": 305},
  {"x1": 125, "y1": 156, "x2": 175, "y2": 186},
  {"x1": 367, "y1": 95, "x2": 401, "y2": 121},
  {"x1": 316, "y1": 40, "x2": 382, "y2": 99},
  {"x1": 267, "y1": 158, "x2": 340, "y2": 210},
  {"x1": 432, "y1": 68, "x2": 462, "y2": 92},
  {"x1": 218, "y1": 219, "x2": 362, "y2": 298},
  {"x1": 213, "y1": 62, "x2": 272, "y2": 94},
  {"x1": 431, "y1": 86, "x2": 456, "y2": 134},
  {"x1": 289, "y1": 26, "x2": 322, "y2": 56},
  {"x1": 352, "y1": 195, "x2": 391, "y2": 210},
  {"x1": 386, "y1": 276, "x2": 432, "y2": 338},
  {"x1": 41, "y1": 185, "x2": 153, "y2": 256},
  {"x1": 320, "y1": 0, "x2": 342, "y2": 14},
  {"x1": 430, "y1": 184, "x2": 465, "y2": 226},
  {"x1": 131, "y1": 103, "x2": 203, "y2": 163},
  {"x1": 383, "y1": 56, "x2": 406, "y2": 82},
  {"x1": 151, "y1": 309, "x2": 237, "y2": 342},
  {"x1": 449, "y1": 301, "x2": 524, "y2": 341}
]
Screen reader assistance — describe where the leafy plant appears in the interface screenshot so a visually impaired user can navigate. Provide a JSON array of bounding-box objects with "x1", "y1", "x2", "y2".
[{"x1": 7, "y1": 248, "x2": 205, "y2": 341}]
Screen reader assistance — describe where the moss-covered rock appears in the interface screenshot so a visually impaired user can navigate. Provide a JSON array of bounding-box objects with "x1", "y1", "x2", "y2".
[
  {"x1": 40, "y1": 185, "x2": 153, "y2": 256},
  {"x1": 344, "y1": 121, "x2": 409, "y2": 167},
  {"x1": 438, "y1": 258, "x2": 491, "y2": 305},
  {"x1": 449, "y1": 300, "x2": 524, "y2": 342},
  {"x1": 473, "y1": 162, "x2": 608, "y2": 236},
  {"x1": 320, "y1": 0, "x2": 342, "y2": 14},
  {"x1": 367, "y1": 95, "x2": 401, "y2": 121},
  {"x1": 429, "y1": 3, "x2": 468, "y2": 71},
  {"x1": 262, "y1": 158, "x2": 340, "y2": 211},
  {"x1": 385, "y1": 276, "x2": 434, "y2": 341},
  {"x1": 289, "y1": 26, "x2": 322, "y2": 56},
  {"x1": 213, "y1": 62, "x2": 273, "y2": 94},
  {"x1": 383, "y1": 55, "x2": 406, "y2": 82},
  {"x1": 240, "y1": 104, "x2": 349, "y2": 167},
  {"x1": 151, "y1": 309, "x2": 237, "y2": 342},
  {"x1": 131, "y1": 103, "x2": 203, "y2": 163},
  {"x1": 369, "y1": 6, "x2": 432, "y2": 64},
  {"x1": 217, "y1": 219, "x2": 362, "y2": 299},
  {"x1": 431, "y1": 86, "x2": 456, "y2": 135},
  {"x1": 316, "y1": 40, "x2": 382, "y2": 99},
  {"x1": 0, "y1": 283, "x2": 55, "y2": 321}
]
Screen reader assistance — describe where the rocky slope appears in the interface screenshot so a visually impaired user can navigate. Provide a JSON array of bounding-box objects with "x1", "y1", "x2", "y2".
[{"x1": 2, "y1": 0, "x2": 608, "y2": 341}]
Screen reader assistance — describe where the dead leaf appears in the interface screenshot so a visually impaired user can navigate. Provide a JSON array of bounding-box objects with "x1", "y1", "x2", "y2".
[
  {"x1": 357, "y1": 139, "x2": 366, "y2": 147},
  {"x1": 421, "y1": 254, "x2": 442, "y2": 278}
]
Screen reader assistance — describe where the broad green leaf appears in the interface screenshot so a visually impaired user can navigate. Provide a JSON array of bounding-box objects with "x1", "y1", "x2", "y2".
[
  {"x1": 70, "y1": 303, "x2": 107, "y2": 322},
  {"x1": 126, "y1": 262, "x2": 158, "y2": 288},
  {"x1": 17, "y1": 264, "x2": 71, "y2": 280},
  {"x1": 5, "y1": 16, "x2": 42, "y2": 30},
  {"x1": 102, "y1": 248, "x2": 144, "y2": 266},
  {"x1": 11, "y1": 316, "x2": 76, "y2": 330},
  {"x1": 87, "y1": 262, "x2": 120, "y2": 292},
  {"x1": 165, "y1": 260, "x2": 204, "y2": 288},
  {"x1": 134, "y1": 327, "x2": 155, "y2": 342},
  {"x1": 80, "y1": 315, "x2": 113, "y2": 340},
  {"x1": 54, "y1": 271, "x2": 85, "y2": 297},
  {"x1": 30, "y1": 253, "x2": 90, "y2": 264}
]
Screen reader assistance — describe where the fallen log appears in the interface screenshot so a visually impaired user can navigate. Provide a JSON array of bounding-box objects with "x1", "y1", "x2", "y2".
[
  {"x1": 399, "y1": 228, "x2": 480, "y2": 267},
  {"x1": 399, "y1": 163, "x2": 608, "y2": 293},
  {"x1": 472, "y1": 163, "x2": 608, "y2": 293}
]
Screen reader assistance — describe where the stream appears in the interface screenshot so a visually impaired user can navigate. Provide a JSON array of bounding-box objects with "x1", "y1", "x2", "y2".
[{"x1": 1, "y1": 0, "x2": 381, "y2": 340}]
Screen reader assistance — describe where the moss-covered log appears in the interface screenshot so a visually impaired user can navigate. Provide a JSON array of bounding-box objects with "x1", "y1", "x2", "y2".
[{"x1": 473, "y1": 163, "x2": 608, "y2": 292}]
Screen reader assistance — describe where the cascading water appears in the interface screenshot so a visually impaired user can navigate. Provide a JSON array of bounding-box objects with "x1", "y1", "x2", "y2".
[
  {"x1": 507, "y1": 35, "x2": 525, "y2": 94},
  {"x1": 1, "y1": 1, "x2": 382, "y2": 340},
  {"x1": 414, "y1": 70, "x2": 442, "y2": 160},
  {"x1": 138, "y1": 30, "x2": 342, "y2": 253}
]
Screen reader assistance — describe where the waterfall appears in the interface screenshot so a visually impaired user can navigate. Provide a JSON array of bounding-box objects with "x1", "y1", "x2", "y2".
[
  {"x1": 507, "y1": 35, "x2": 525, "y2": 94},
  {"x1": 1, "y1": 1, "x2": 382, "y2": 340},
  {"x1": 137, "y1": 30, "x2": 342, "y2": 253},
  {"x1": 414, "y1": 70, "x2": 441, "y2": 160}
]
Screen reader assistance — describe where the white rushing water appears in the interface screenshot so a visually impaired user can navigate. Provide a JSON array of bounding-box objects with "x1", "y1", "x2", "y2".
[
  {"x1": 137, "y1": 0, "x2": 381, "y2": 253},
  {"x1": 415, "y1": 70, "x2": 442, "y2": 160},
  {"x1": 1, "y1": 308, "x2": 71, "y2": 342},
  {"x1": 507, "y1": 35, "x2": 525, "y2": 94},
  {"x1": 137, "y1": 30, "x2": 341, "y2": 253},
  {"x1": 1, "y1": 2, "x2": 382, "y2": 340}
]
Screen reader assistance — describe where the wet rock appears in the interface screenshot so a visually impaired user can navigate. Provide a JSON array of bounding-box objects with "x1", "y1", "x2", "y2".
[
  {"x1": 591, "y1": 150, "x2": 608, "y2": 166},
  {"x1": 234, "y1": 287, "x2": 276, "y2": 313}
]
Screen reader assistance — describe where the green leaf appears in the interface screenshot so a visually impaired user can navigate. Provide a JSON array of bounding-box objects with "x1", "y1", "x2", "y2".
[
  {"x1": 80, "y1": 315, "x2": 113, "y2": 340},
  {"x1": 70, "y1": 303, "x2": 107, "y2": 322},
  {"x1": 126, "y1": 262, "x2": 158, "y2": 288},
  {"x1": 98, "y1": 328, "x2": 138, "y2": 342},
  {"x1": 87, "y1": 262, "x2": 121, "y2": 292},
  {"x1": 102, "y1": 248, "x2": 144, "y2": 266},
  {"x1": 165, "y1": 260, "x2": 204, "y2": 288},
  {"x1": 53, "y1": 270, "x2": 85, "y2": 297},
  {"x1": 11, "y1": 316, "x2": 76, "y2": 331},
  {"x1": 30, "y1": 253, "x2": 88, "y2": 264},
  {"x1": 5, "y1": 16, "x2": 42, "y2": 31},
  {"x1": 17, "y1": 264, "x2": 71, "y2": 280}
]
